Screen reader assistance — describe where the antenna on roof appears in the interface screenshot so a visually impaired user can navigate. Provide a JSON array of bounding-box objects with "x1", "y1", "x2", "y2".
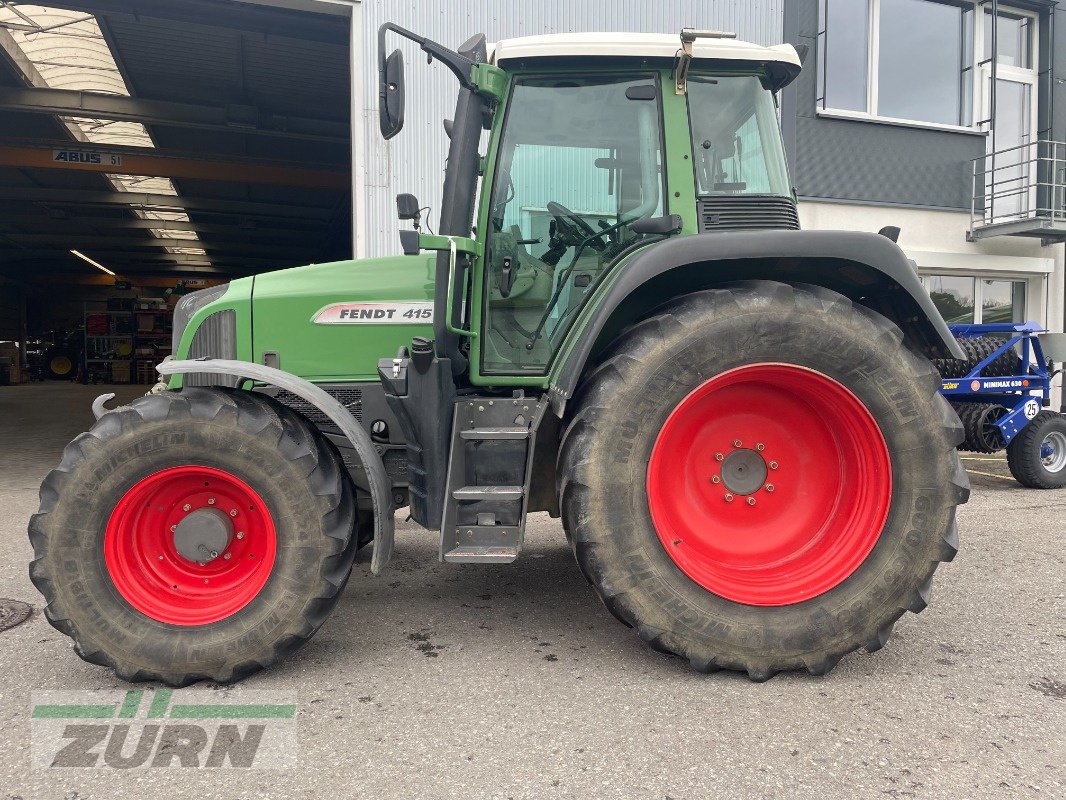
[{"x1": 675, "y1": 28, "x2": 737, "y2": 95}]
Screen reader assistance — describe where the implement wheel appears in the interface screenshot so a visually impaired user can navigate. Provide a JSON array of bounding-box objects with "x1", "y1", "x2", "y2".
[
  {"x1": 1006, "y1": 410, "x2": 1066, "y2": 489},
  {"x1": 558, "y1": 282, "x2": 969, "y2": 680},
  {"x1": 29, "y1": 387, "x2": 358, "y2": 686}
]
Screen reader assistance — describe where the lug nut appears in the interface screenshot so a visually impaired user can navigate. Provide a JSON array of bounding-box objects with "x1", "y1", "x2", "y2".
[
  {"x1": 229, "y1": 509, "x2": 238, "y2": 517},
  {"x1": 715, "y1": 452, "x2": 724, "y2": 462},
  {"x1": 170, "y1": 524, "x2": 177, "y2": 532},
  {"x1": 724, "y1": 493, "x2": 734, "y2": 502},
  {"x1": 769, "y1": 461, "x2": 779, "y2": 470},
  {"x1": 756, "y1": 443, "x2": 765, "y2": 451},
  {"x1": 733, "y1": 439, "x2": 742, "y2": 448},
  {"x1": 747, "y1": 497, "x2": 756, "y2": 506},
  {"x1": 766, "y1": 484, "x2": 775, "y2": 493},
  {"x1": 236, "y1": 531, "x2": 245, "y2": 540},
  {"x1": 208, "y1": 497, "x2": 215, "y2": 505},
  {"x1": 710, "y1": 475, "x2": 721, "y2": 484},
  {"x1": 223, "y1": 553, "x2": 232, "y2": 560},
  {"x1": 182, "y1": 503, "x2": 191, "y2": 512}
]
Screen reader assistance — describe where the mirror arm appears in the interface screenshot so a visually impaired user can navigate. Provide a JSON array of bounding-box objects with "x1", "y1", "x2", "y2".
[{"x1": 379, "y1": 22, "x2": 477, "y2": 91}]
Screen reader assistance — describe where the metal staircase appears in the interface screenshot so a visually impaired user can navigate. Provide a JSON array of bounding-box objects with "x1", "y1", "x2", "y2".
[{"x1": 439, "y1": 393, "x2": 547, "y2": 563}]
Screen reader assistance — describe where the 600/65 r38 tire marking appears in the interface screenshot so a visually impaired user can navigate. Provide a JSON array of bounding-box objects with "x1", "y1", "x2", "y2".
[{"x1": 646, "y1": 363, "x2": 892, "y2": 606}]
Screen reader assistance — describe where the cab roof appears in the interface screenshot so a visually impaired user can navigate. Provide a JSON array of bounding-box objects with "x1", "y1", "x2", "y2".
[{"x1": 489, "y1": 32, "x2": 802, "y2": 89}]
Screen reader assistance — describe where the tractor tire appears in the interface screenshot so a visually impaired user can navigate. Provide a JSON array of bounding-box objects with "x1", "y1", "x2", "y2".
[
  {"x1": 1006, "y1": 410, "x2": 1066, "y2": 489},
  {"x1": 29, "y1": 387, "x2": 358, "y2": 686},
  {"x1": 44, "y1": 348, "x2": 76, "y2": 380},
  {"x1": 558, "y1": 281, "x2": 969, "y2": 680}
]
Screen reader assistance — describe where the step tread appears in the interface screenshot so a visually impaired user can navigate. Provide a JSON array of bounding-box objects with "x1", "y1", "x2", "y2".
[
  {"x1": 453, "y1": 485, "x2": 524, "y2": 500},
  {"x1": 443, "y1": 544, "x2": 520, "y2": 564},
  {"x1": 460, "y1": 426, "x2": 529, "y2": 440}
]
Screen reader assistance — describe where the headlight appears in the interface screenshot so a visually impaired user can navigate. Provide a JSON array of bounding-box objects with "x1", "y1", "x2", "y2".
[{"x1": 172, "y1": 284, "x2": 229, "y2": 353}]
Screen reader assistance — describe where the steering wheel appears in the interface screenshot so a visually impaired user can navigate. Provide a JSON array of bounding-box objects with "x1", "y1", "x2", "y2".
[{"x1": 546, "y1": 201, "x2": 607, "y2": 252}]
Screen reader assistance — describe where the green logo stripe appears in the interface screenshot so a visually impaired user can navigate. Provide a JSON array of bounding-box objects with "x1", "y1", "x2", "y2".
[
  {"x1": 31, "y1": 704, "x2": 116, "y2": 719},
  {"x1": 147, "y1": 689, "x2": 172, "y2": 718},
  {"x1": 118, "y1": 690, "x2": 143, "y2": 718},
  {"x1": 169, "y1": 704, "x2": 297, "y2": 719}
]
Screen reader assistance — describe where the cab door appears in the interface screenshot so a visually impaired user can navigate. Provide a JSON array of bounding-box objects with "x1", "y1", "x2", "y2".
[{"x1": 470, "y1": 71, "x2": 666, "y2": 379}]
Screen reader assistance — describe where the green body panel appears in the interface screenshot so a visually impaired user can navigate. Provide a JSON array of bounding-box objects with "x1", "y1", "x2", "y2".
[
  {"x1": 173, "y1": 255, "x2": 435, "y2": 384},
  {"x1": 250, "y1": 255, "x2": 436, "y2": 381}
]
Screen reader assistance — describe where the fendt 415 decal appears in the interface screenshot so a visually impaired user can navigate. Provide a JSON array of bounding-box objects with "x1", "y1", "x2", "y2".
[{"x1": 312, "y1": 302, "x2": 433, "y2": 324}]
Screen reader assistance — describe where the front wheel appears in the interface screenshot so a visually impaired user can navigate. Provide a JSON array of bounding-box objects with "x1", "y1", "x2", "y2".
[
  {"x1": 1006, "y1": 410, "x2": 1066, "y2": 489},
  {"x1": 558, "y1": 282, "x2": 970, "y2": 680},
  {"x1": 29, "y1": 387, "x2": 358, "y2": 686}
]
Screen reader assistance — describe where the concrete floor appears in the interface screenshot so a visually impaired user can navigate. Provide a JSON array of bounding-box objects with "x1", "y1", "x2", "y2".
[{"x1": 0, "y1": 382, "x2": 1063, "y2": 799}]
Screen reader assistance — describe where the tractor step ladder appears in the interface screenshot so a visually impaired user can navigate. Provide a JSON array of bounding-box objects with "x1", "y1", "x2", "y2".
[{"x1": 439, "y1": 393, "x2": 547, "y2": 563}]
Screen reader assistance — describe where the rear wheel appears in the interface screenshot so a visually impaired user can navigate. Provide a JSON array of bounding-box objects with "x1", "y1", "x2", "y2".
[
  {"x1": 29, "y1": 387, "x2": 357, "y2": 686},
  {"x1": 1006, "y1": 410, "x2": 1066, "y2": 489},
  {"x1": 558, "y1": 282, "x2": 969, "y2": 680}
]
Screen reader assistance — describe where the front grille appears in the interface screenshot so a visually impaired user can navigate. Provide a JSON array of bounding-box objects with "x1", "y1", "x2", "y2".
[
  {"x1": 273, "y1": 387, "x2": 362, "y2": 425},
  {"x1": 184, "y1": 310, "x2": 238, "y2": 387},
  {"x1": 697, "y1": 196, "x2": 800, "y2": 233}
]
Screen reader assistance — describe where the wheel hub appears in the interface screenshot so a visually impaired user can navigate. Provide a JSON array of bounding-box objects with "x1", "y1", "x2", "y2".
[
  {"x1": 173, "y1": 507, "x2": 233, "y2": 563},
  {"x1": 719, "y1": 448, "x2": 768, "y2": 495}
]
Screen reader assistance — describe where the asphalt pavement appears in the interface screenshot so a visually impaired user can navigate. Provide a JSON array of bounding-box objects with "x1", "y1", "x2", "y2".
[{"x1": 0, "y1": 383, "x2": 1063, "y2": 799}]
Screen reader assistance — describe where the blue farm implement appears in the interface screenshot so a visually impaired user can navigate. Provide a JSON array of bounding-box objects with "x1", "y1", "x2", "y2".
[{"x1": 938, "y1": 322, "x2": 1066, "y2": 489}]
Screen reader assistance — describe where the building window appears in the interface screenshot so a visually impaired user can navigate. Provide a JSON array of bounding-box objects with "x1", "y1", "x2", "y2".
[
  {"x1": 819, "y1": 0, "x2": 975, "y2": 127},
  {"x1": 923, "y1": 275, "x2": 1027, "y2": 324},
  {"x1": 985, "y1": 10, "x2": 1032, "y2": 69}
]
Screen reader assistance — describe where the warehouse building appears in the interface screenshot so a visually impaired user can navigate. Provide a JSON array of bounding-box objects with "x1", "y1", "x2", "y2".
[{"x1": 0, "y1": 0, "x2": 1062, "y2": 410}]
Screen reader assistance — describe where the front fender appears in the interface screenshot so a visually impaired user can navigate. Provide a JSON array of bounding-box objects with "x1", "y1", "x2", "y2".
[
  {"x1": 156, "y1": 358, "x2": 395, "y2": 575},
  {"x1": 550, "y1": 230, "x2": 964, "y2": 407}
]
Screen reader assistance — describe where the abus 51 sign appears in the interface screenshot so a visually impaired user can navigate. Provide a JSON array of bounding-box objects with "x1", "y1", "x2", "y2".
[
  {"x1": 31, "y1": 689, "x2": 296, "y2": 769},
  {"x1": 313, "y1": 301, "x2": 433, "y2": 324},
  {"x1": 52, "y1": 150, "x2": 123, "y2": 167}
]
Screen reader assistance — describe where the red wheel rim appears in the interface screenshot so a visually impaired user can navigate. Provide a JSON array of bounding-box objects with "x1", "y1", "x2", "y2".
[
  {"x1": 104, "y1": 466, "x2": 277, "y2": 625},
  {"x1": 646, "y1": 364, "x2": 892, "y2": 606}
]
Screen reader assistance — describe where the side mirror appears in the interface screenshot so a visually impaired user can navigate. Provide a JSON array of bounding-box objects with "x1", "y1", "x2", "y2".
[
  {"x1": 396, "y1": 193, "x2": 421, "y2": 221},
  {"x1": 379, "y1": 48, "x2": 405, "y2": 140}
]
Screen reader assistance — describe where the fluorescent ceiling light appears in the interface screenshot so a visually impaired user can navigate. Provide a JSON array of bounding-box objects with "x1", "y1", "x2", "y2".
[{"x1": 70, "y1": 249, "x2": 116, "y2": 275}]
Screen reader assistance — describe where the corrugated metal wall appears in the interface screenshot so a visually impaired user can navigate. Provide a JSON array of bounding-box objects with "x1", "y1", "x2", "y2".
[{"x1": 356, "y1": 1, "x2": 784, "y2": 257}]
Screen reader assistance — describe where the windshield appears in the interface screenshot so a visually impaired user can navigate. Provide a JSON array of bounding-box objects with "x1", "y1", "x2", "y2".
[
  {"x1": 688, "y1": 74, "x2": 791, "y2": 197},
  {"x1": 482, "y1": 73, "x2": 664, "y2": 374}
]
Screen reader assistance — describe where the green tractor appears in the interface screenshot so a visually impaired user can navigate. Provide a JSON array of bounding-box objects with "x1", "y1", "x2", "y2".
[{"x1": 29, "y1": 27, "x2": 969, "y2": 685}]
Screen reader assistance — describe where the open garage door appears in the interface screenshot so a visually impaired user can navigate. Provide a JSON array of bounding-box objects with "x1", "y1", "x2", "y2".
[{"x1": 0, "y1": 0, "x2": 352, "y2": 381}]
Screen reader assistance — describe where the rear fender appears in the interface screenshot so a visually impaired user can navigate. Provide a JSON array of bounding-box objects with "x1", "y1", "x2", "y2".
[
  {"x1": 156, "y1": 359, "x2": 395, "y2": 574},
  {"x1": 551, "y1": 230, "x2": 964, "y2": 410}
]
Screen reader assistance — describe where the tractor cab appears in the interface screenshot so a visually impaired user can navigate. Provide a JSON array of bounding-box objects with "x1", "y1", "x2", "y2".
[{"x1": 379, "y1": 27, "x2": 803, "y2": 376}]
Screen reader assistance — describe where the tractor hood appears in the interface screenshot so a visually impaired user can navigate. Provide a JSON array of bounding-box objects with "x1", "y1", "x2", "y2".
[{"x1": 248, "y1": 254, "x2": 436, "y2": 382}]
